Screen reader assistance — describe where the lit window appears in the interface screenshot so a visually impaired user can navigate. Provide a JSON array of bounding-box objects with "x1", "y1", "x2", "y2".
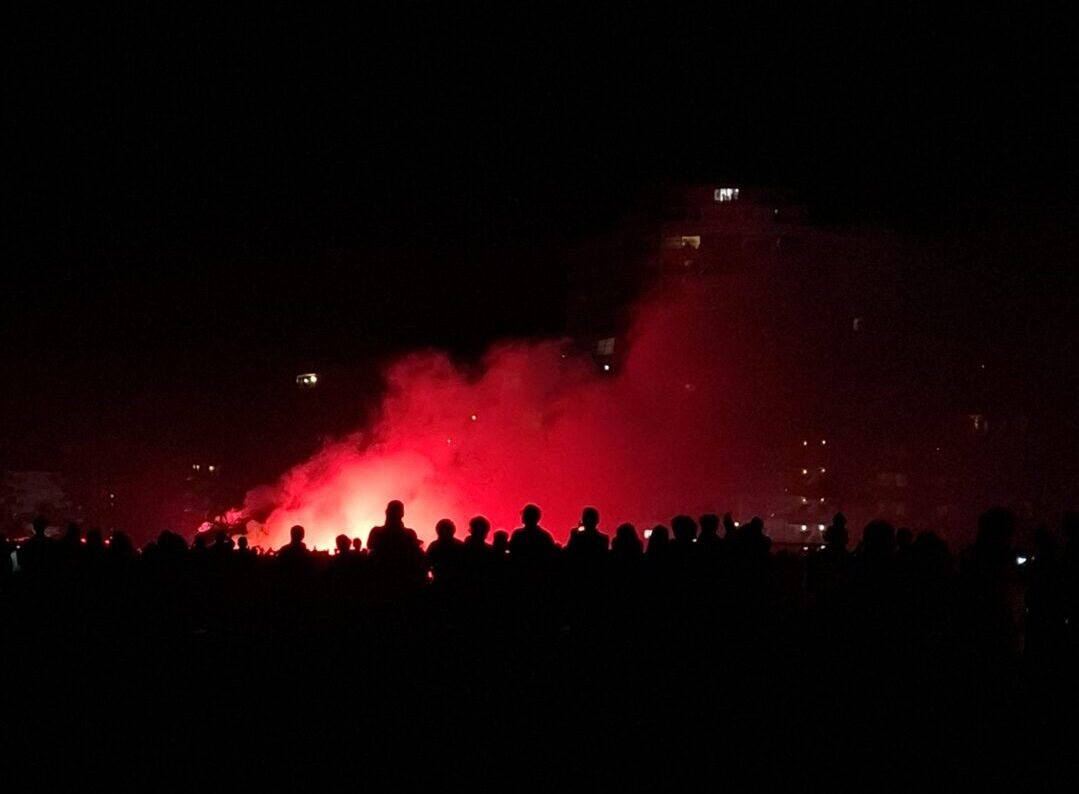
[
  {"x1": 596, "y1": 337, "x2": 616, "y2": 356},
  {"x1": 663, "y1": 235, "x2": 701, "y2": 250},
  {"x1": 296, "y1": 373, "x2": 319, "y2": 388},
  {"x1": 714, "y1": 187, "x2": 740, "y2": 202}
]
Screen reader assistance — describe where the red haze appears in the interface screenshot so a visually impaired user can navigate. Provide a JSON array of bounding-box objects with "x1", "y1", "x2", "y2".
[{"x1": 237, "y1": 278, "x2": 781, "y2": 550}]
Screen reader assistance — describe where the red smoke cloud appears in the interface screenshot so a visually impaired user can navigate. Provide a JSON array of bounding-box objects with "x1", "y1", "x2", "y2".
[{"x1": 237, "y1": 276, "x2": 781, "y2": 550}]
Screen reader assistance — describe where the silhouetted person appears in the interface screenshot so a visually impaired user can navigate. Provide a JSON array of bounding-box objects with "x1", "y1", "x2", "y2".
[
  {"x1": 17, "y1": 515, "x2": 54, "y2": 575},
  {"x1": 492, "y1": 530, "x2": 509, "y2": 558},
  {"x1": 426, "y1": 518, "x2": 466, "y2": 583},
  {"x1": 367, "y1": 500, "x2": 425, "y2": 587},
  {"x1": 508, "y1": 503, "x2": 558, "y2": 571},
  {"x1": 896, "y1": 526, "x2": 914, "y2": 560},
  {"x1": 738, "y1": 516, "x2": 771, "y2": 562},
  {"x1": 808, "y1": 513, "x2": 852, "y2": 612},
  {"x1": 610, "y1": 522, "x2": 644, "y2": 578},
  {"x1": 83, "y1": 528, "x2": 106, "y2": 569},
  {"x1": 959, "y1": 507, "x2": 1020, "y2": 661},
  {"x1": 611, "y1": 523, "x2": 643, "y2": 558},
  {"x1": 328, "y1": 532, "x2": 363, "y2": 588},
  {"x1": 0, "y1": 531, "x2": 13, "y2": 580},
  {"x1": 61, "y1": 521, "x2": 82, "y2": 556},
  {"x1": 463, "y1": 515, "x2": 495, "y2": 574},
  {"x1": 645, "y1": 524, "x2": 670, "y2": 562},
  {"x1": 1064, "y1": 511, "x2": 1079, "y2": 650},
  {"x1": 1026, "y1": 523, "x2": 1064, "y2": 668},
  {"x1": 277, "y1": 524, "x2": 311, "y2": 573},
  {"x1": 860, "y1": 520, "x2": 896, "y2": 570},
  {"x1": 722, "y1": 512, "x2": 739, "y2": 542},
  {"x1": 669, "y1": 514, "x2": 698, "y2": 565},
  {"x1": 352, "y1": 537, "x2": 364, "y2": 555},
  {"x1": 565, "y1": 506, "x2": 609, "y2": 570},
  {"x1": 697, "y1": 513, "x2": 721, "y2": 550}
]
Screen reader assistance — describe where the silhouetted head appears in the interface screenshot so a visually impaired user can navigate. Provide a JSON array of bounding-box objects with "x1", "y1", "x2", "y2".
[
  {"x1": 214, "y1": 530, "x2": 229, "y2": 549},
  {"x1": 335, "y1": 534, "x2": 351, "y2": 554},
  {"x1": 521, "y1": 504, "x2": 542, "y2": 528},
  {"x1": 699, "y1": 514, "x2": 720, "y2": 537},
  {"x1": 352, "y1": 537, "x2": 362, "y2": 553},
  {"x1": 832, "y1": 512, "x2": 847, "y2": 531},
  {"x1": 671, "y1": 515, "x2": 698, "y2": 543},
  {"x1": 290, "y1": 525, "x2": 305, "y2": 545},
  {"x1": 31, "y1": 516, "x2": 48, "y2": 537},
  {"x1": 492, "y1": 530, "x2": 509, "y2": 554},
  {"x1": 744, "y1": 517, "x2": 765, "y2": 537},
  {"x1": 238, "y1": 536, "x2": 249, "y2": 551},
  {"x1": 193, "y1": 533, "x2": 208, "y2": 551},
  {"x1": 86, "y1": 528, "x2": 105, "y2": 551},
  {"x1": 613, "y1": 523, "x2": 643, "y2": 555},
  {"x1": 862, "y1": 520, "x2": 896, "y2": 560},
  {"x1": 109, "y1": 531, "x2": 134, "y2": 559},
  {"x1": 824, "y1": 519, "x2": 849, "y2": 551},
  {"x1": 435, "y1": 518, "x2": 456, "y2": 540},
  {"x1": 646, "y1": 524, "x2": 670, "y2": 555},
  {"x1": 580, "y1": 506, "x2": 599, "y2": 531},
  {"x1": 468, "y1": 515, "x2": 491, "y2": 541},
  {"x1": 385, "y1": 500, "x2": 405, "y2": 526}
]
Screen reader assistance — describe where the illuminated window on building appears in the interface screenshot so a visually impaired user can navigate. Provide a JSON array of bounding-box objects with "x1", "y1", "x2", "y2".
[
  {"x1": 663, "y1": 235, "x2": 701, "y2": 250},
  {"x1": 714, "y1": 187, "x2": 740, "y2": 202},
  {"x1": 596, "y1": 337, "x2": 616, "y2": 356}
]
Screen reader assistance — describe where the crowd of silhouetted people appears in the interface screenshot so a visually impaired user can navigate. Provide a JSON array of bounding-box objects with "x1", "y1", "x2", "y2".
[
  {"x1": 6, "y1": 499, "x2": 1079, "y2": 665},
  {"x1": 5, "y1": 500, "x2": 1079, "y2": 787}
]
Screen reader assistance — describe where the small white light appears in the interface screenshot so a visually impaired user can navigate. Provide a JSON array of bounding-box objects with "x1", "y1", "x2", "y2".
[
  {"x1": 820, "y1": 497, "x2": 825, "y2": 503},
  {"x1": 818, "y1": 524, "x2": 826, "y2": 531},
  {"x1": 800, "y1": 525, "x2": 808, "y2": 532},
  {"x1": 801, "y1": 468, "x2": 808, "y2": 475},
  {"x1": 802, "y1": 440, "x2": 808, "y2": 447},
  {"x1": 603, "y1": 363, "x2": 611, "y2": 372},
  {"x1": 820, "y1": 467, "x2": 826, "y2": 474},
  {"x1": 208, "y1": 465, "x2": 215, "y2": 473},
  {"x1": 446, "y1": 438, "x2": 452, "y2": 444},
  {"x1": 644, "y1": 529, "x2": 653, "y2": 540},
  {"x1": 470, "y1": 414, "x2": 477, "y2": 421},
  {"x1": 801, "y1": 497, "x2": 807, "y2": 504},
  {"x1": 1016, "y1": 556, "x2": 1028, "y2": 565},
  {"x1": 821, "y1": 439, "x2": 827, "y2": 446}
]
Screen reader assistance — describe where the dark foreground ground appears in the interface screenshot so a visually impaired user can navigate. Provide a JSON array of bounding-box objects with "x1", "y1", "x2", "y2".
[{"x1": 4, "y1": 552, "x2": 1079, "y2": 792}]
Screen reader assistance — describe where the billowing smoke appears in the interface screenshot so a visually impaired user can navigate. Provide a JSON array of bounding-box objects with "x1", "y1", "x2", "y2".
[{"x1": 235, "y1": 275, "x2": 786, "y2": 550}]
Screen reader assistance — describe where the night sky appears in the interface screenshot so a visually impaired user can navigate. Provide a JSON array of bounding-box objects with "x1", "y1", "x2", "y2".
[{"x1": 4, "y1": 5, "x2": 1077, "y2": 506}]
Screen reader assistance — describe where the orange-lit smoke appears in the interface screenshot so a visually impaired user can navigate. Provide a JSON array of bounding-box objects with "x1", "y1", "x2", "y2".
[{"x1": 236, "y1": 277, "x2": 780, "y2": 550}]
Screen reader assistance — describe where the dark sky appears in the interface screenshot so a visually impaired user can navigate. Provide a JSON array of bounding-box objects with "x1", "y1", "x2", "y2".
[{"x1": 4, "y1": 4, "x2": 1078, "y2": 475}]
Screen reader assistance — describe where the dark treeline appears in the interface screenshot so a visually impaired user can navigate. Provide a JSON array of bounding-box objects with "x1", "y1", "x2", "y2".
[{"x1": 3, "y1": 501, "x2": 1079, "y2": 788}]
